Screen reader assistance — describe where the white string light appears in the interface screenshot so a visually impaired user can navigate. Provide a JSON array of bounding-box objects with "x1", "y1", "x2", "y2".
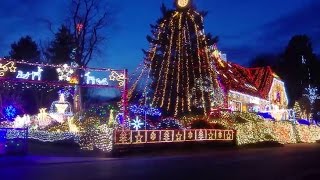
[
  {"x1": 16, "y1": 67, "x2": 43, "y2": 81},
  {"x1": 57, "y1": 64, "x2": 74, "y2": 81},
  {"x1": 84, "y1": 72, "x2": 109, "y2": 85}
]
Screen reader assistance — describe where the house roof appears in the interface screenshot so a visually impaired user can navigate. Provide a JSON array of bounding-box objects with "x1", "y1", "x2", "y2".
[{"x1": 211, "y1": 47, "x2": 279, "y2": 100}]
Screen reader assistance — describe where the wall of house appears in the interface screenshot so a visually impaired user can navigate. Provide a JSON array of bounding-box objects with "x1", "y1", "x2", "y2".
[
  {"x1": 268, "y1": 78, "x2": 288, "y2": 109},
  {"x1": 228, "y1": 91, "x2": 270, "y2": 112}
]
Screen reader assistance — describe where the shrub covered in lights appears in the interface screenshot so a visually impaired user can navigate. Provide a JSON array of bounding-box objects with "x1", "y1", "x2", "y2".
[
  {"x1": 129, "y1": 104, "x2": 162, "y2": 117},
  {"x1": 211, "y1": 123, "x2": 228, "y2": 130},
  {"x1": 45, "y1": 121, "x2": 69, "y2": 132},
  {"x1": 156, "y1": 118, "x2": 183, "y2": 130},
  {"x1": 79, "y1": 125, "x2": 113, "y2": 152},
  {"x1": 84, "y1": 104, "x2": 118, "y2": 121},
  {"x1": 190, "y1": 119, "x2": 213, "y2": 129},
  {"x1": 210, "y1": 112, "x2": 320, "y2": 145}
]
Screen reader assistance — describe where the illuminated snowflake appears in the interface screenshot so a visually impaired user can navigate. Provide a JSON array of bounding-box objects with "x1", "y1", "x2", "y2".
[
  {"x1": 305, "y1": 85, "x2": 319, "y2": 105},
  {"x1": 4, "y1": 105, "x2": 17, "y2": 120},
  {"x1": 130, "y1": 116, "x2": 144, "y2": 130},
  {"x1": 56, "y1": 64, "x2": 74, "y2": 81}
]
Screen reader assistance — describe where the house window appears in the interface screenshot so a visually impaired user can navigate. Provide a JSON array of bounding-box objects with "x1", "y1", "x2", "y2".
[{"x1": 230, "y1": 101, "x2": 242, "y2": 112}]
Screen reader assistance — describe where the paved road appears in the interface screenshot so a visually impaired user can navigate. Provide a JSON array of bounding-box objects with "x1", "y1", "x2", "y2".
[{"x1": 1, "y1": 144, "x2": 320, "y2": 180}]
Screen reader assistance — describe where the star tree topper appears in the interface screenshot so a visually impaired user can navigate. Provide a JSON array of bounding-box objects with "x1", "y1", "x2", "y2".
[{"x1": 177, "y1": 0, "x2": 190, "y2": 8}]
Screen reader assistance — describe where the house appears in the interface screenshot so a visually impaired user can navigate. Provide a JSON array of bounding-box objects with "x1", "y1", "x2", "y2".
[{"x1": 210, "y1": 45, "x2": 288, "y2": 116}]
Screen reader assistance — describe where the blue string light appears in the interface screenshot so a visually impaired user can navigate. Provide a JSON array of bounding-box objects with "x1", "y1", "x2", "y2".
[
  {"x1": 297, "y1": 119, "x2": 311, "y2": 126},
  {"x1": 156, "y1": 118, "x2": 183, "y2": 130},
  {"x1": 257, "y1": 112, "x2": 275, "y2": 120},
  {"x1": 129, "y1": 104, "x2": 162, "y2": 117}
]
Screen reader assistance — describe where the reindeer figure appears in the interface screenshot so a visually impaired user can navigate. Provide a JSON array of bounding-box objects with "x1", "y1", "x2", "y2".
[
  {"x1": 85, "y1": 72, "x2": 96, "y2": 84},
  {"x1": 31, "y1": 67, "x2": 43, "y2": 81}
]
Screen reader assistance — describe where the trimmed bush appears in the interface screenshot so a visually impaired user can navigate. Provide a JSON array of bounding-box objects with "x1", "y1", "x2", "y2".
[{"x1": 190, "y1": 120, "x2": 212, "y2": 129}]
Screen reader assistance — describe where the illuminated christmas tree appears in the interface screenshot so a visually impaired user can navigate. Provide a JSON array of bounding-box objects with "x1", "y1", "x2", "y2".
[
  {"x1": 293, "y1": 101, "x2": 301, "y2": 119},
  {"x1": 108, "y1": 109, "x2": 117, "y2": 127},
  {"x1": 129, "y1": 0, "x2": 224, "y2": 118}
]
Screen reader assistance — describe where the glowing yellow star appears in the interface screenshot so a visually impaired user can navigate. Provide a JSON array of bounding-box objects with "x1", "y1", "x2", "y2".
[
  {"x1": 176, "y1": 132, "x2": 183, "y2": 141},
  {"x1": 208, "y1": 132, "x2": 214, "y2": 139},
  {"x1": 8, "y1": 62, "x2": 17, "y2": 72},
  {"x1": 135, "y1": 132, "x2": 144, "y2": 143}
]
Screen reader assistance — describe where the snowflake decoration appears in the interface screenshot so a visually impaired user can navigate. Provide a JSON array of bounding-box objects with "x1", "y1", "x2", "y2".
[
  {"x1": 305, "y1": 85, "x2": 319, "y2": 105},
  {"x1": 56, "y1": 64, "x2": 74, "y2": 81},
  {"x1": 4, "y1": 105, "x2": 18, "y2": 120},
  {"x1": 130, "y1": 116, "x2": 144, "y2": 131}
]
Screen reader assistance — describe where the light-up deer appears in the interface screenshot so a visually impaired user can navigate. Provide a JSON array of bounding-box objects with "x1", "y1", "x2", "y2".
[
  {"x1": 85, "y1": 72, "x2": 96, "y2": 84},
  {"x1": 31, "y1": 67, "x2": 43, "y2": 81}
]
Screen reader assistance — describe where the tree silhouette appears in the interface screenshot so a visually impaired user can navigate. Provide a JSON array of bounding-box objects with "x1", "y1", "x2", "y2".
[
  {"x1": 249, "y1": 53, "x2": 279, "y2": 68},
  {"x1": 248, "y1": 35, "x2": 320, "y2": 108},
  {"x1": 9, "y1": 36, "x2": 40, "y2": 62},
  {"x1": 6, "y1": 36, "x2": 43, "y2": 114},
  {"x1": 45, "y1": 25, "x2": 74, "y2": 65},
  {"x1": 278, "y1": 35, "x2": 320, "y2": 106}
]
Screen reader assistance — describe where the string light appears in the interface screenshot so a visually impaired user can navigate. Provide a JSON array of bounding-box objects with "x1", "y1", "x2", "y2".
[
  {"x1": 57, "y1": 64, "x2": 74, "y2": 81},
  {"x1": 156, "y1": 118, "x2": 183, "y2": 130},
  {"x1": 129, "y1": 7, "x2": 222, "y2": 118},
  {"x1": 109, "y1": 71, "x2": 125, "y2": 87},
  {"x1": 114, "y1": 129, "x2": 235, "y2": 145},
  {"x1": 305, "y1": 85, "x2": 319, "y2": 105},
  {"x1": 210, "y1": 112, "x2": 320, "y2": 145},
  {"x1": 84, "y1": 72, "x2": 109, "y2": 85},
  {"x1": 0, "y1": 61, "x2": 16, "y2": 77},
  {"x1": 160, "y1": 16, "x2": 174, "y2": 108},
  {"x1": 28, "y1": 130, "x2": 80, "y2": 143},
  {"x1": 79, "y1": 126, "x2": 113, "y2": 152},
  {"x1": 50, "y1": 93, "x2": 72, "y2": 115},
  {"x1": 36, "y1": 108, "x2": 51, "y2": 128},
  {"x1": 13, "y1": 115, "x2": 31, "y2": 128},
  {"x1": 16, "y1": 67, "x2": 43, "y2": 81},
  {"x1": 0, "y1": 59, "x2": 125, "y2": 89},
  {"x1": 129, "y1": 104, "x2": 162, "y2": 116}
]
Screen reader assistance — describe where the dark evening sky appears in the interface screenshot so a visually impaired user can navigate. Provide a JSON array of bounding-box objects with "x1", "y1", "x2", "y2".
[{"x1": 0, "y1": 0, "x2": 319, "y2": 70}]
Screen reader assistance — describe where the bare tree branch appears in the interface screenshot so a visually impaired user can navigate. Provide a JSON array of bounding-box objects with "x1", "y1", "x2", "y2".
[
  {"x1": 68, "y1": 0, "x2": 111, "y2": 67},
  {"x1": 37, "y1": 18, "x2": 55, "y2": 35}
]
